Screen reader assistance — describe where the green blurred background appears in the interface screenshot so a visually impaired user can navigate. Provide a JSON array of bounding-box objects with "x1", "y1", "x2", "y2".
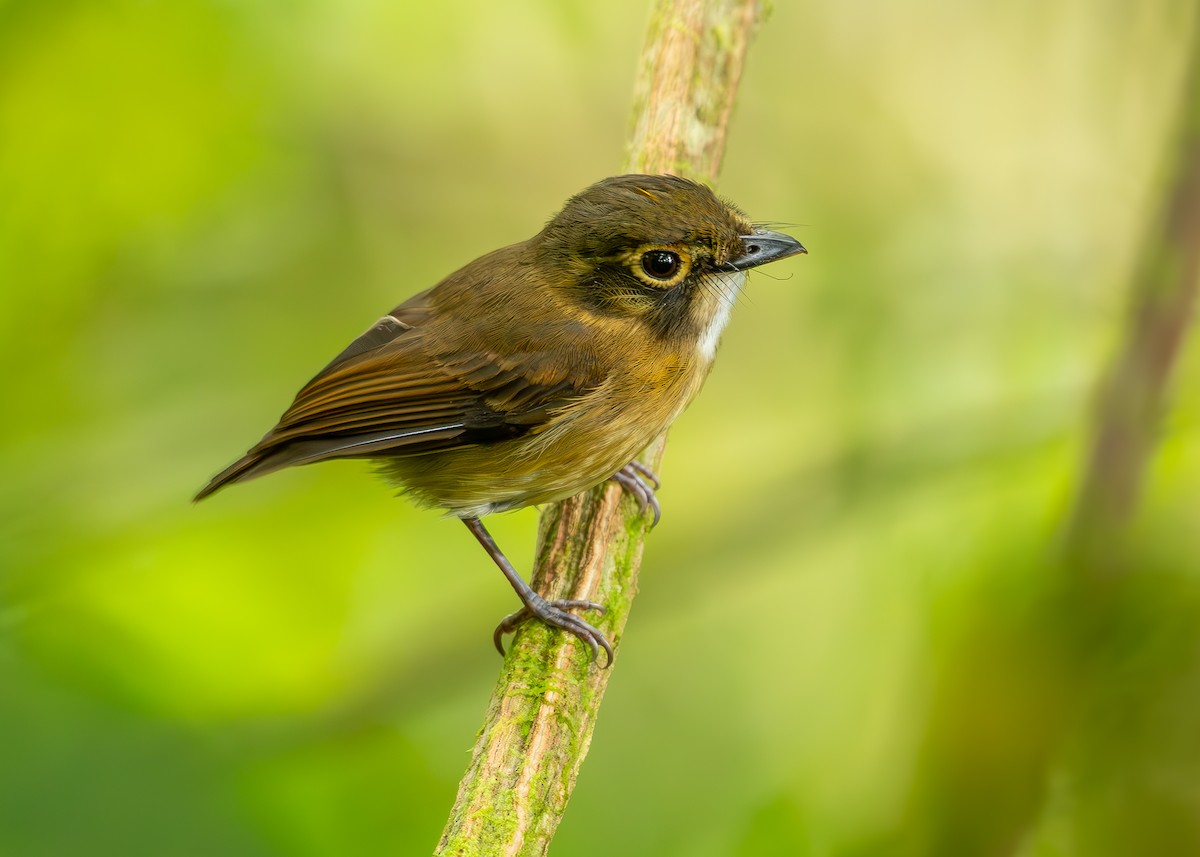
[{"x1": 3, "y1": 1, "x2": 1199, "y2": 854}]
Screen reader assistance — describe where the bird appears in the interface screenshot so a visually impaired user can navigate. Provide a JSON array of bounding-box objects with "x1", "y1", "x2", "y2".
[{"x1": 195, "y1": 174, "x2": 806, "y2": 666}]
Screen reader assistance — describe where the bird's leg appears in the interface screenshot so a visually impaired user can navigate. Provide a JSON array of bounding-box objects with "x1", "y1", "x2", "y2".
[
  {"x1": 610, "y1": 460, "x2": 662, "y2": 527},
  {"x1": 462, "y1": 516, "x2": 613, "y2": 667}
]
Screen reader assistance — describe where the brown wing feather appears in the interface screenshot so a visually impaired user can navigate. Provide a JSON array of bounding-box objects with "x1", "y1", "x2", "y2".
[{"x1": 194, "y1": 300, "x2": 596, "y2": 501}]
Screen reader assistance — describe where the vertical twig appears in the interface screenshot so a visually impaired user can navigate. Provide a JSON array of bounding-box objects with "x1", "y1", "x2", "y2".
[
  {"x1": 1062, "y1": 16, "x2": 1200, "y2": 572},
  {"x1": 434, "y1": 2, "x2": 764, "y2": 855},
  {"x1": 883, "y1": 22, "x2": 1200, "y2": 857}
]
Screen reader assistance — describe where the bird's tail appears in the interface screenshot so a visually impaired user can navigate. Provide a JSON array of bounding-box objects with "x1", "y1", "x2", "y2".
[{"x1": 193, "y1": 452, "x2": 273, "y2": 502}]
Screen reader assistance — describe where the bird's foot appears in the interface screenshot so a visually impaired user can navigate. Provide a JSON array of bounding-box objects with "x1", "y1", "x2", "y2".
[
  {"x1": 493, "y1": 596, "x2": 612, "y2": 667},
  {"x1": 611, "y1": 461, "x2": 661, "y2": 527}
]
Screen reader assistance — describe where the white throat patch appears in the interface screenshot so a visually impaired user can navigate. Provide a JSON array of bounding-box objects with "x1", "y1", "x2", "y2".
[{"x1": 698, "y1": 270, "x2": 746, "y2": 361}]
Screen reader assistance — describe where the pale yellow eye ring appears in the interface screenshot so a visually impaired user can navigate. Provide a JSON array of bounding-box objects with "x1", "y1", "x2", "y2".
[{"x1": 630, "y1": 245, "x2": 691, "y2": 288}]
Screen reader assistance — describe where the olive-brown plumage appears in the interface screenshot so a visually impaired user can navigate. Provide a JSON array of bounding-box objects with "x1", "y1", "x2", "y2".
[{"x1": 196, "y1": 174, "x2": 805, "y2": 664}]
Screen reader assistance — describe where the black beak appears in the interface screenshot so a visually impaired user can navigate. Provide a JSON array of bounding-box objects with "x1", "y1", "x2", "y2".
[{"x1": 729, "y1": 229, "x2": 807, "y2": 270}]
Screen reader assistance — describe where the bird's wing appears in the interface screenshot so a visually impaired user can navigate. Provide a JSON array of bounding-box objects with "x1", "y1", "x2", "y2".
[{"x1": 194, "y1": 298, "x2": 597, "y2": 500}]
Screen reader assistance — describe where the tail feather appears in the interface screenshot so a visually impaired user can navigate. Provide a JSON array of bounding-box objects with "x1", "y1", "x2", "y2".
[
  {"x1": 193, "y1": 452, "x2": 277, "y2": 502},
  {"x1": 193, "y1": 424, "x2": 468, "y2": 502}
]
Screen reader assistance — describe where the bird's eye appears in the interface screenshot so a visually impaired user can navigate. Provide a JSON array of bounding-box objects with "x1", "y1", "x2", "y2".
[{"x1": 641, "y1": 250, "x2": 681, "y2": 281}]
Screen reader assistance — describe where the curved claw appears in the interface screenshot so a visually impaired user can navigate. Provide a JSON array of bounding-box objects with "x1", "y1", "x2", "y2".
[
  {"x1": 493, "y1": 598, "x2": 613, "y2": 667},
  {"x1": 626, "y1": 459, "x2": 661, "y2": 490},
  {"x1": 611, "y1": 463, "x2": 662, "y2": 527}
]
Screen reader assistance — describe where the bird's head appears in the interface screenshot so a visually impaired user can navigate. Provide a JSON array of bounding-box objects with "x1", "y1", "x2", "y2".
[{"x1": 534, "y1": 174, "x2": 805, "y2": 351}]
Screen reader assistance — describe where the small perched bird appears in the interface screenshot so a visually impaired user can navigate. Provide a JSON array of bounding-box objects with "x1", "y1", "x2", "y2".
[{"x1": 196, "y1": 174, "x2": 805, "y2": 666}]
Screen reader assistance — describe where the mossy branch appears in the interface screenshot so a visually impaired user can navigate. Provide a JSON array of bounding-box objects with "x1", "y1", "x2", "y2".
[{"x1": 434, "y1": 1, "x2": 765, "y2": 855}]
